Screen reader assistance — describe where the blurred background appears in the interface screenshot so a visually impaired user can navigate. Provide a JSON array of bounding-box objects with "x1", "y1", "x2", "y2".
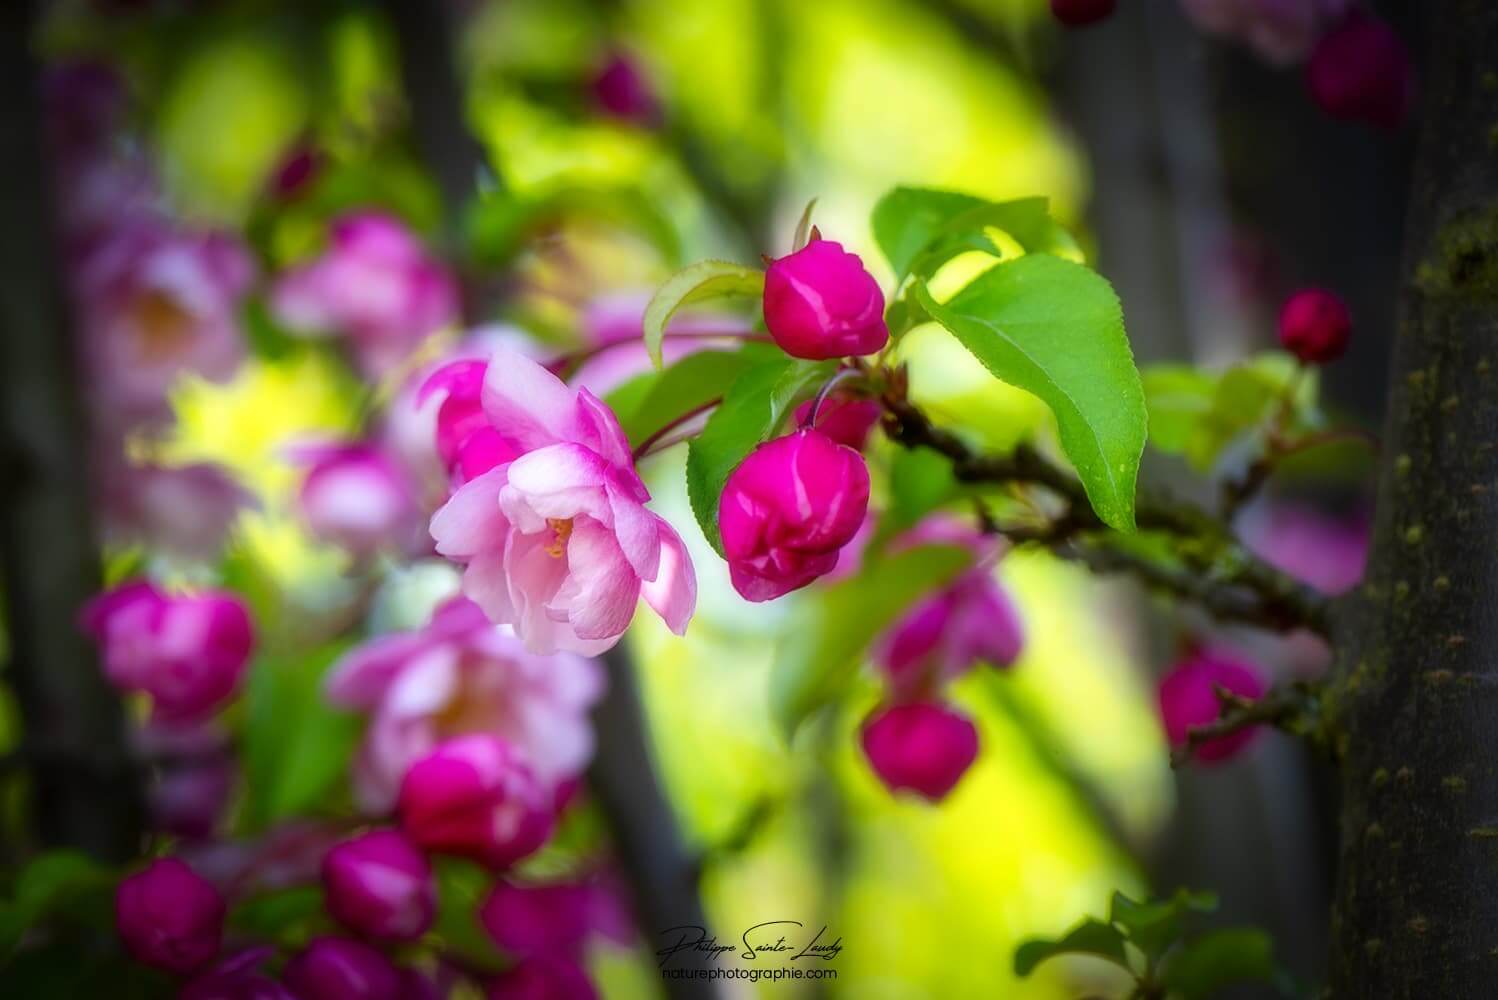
[{"x1": 0, "y1": 0, "x2": 1423, "y2": 996}]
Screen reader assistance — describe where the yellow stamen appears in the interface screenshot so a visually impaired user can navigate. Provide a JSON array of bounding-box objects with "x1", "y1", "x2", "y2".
[{"x1": 543, "y1": 517, "x2": 574, "y2": 558}]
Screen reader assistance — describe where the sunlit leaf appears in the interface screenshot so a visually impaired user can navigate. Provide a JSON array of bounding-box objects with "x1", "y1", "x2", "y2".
[
  {"x1": 1013, "y1": 918, "x2": 1131, "y2": 977},
  {"x1": 643, "y1": 261, "x2": 765, "y2": 369},
  {"x1": 1110, "y1": 888, "x2": 1217, "y2": 960},
  {"x1": 873, "y1": 186, "x2": 1080, "y2": 285},
  {"x1": 1141, "y1": 365, "x2": 1217, "y2": 455},
  {"x1": 769, "y1": 544, "x2": 971, "y2": 739},
  {"x1": 917, "y1": 255, "x2": 1146, "y2": 531},
  {"x1": 684, "y1": 358, "x2": 836, "y2": 555}
]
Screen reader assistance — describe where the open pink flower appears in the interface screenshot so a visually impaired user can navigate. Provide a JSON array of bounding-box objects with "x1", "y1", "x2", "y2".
[
  {"x1": 271, "y1": 212, "x2": 458, "y2": 377},
  {"x1": 97, "y1": 458, "x2": 256, "y2": 563},
  {"x1": 81, "y1": 581, "x2": 255, "y2": 723},
  {"x1": 429, "y1": 348, "x2": 696, "y2": 654},
  {"x1": 75, "y1": 223, "x2": 254, "y2": 427},
  {"x1": 326, "y1": 597, "x2": 604, "y2": 811}
]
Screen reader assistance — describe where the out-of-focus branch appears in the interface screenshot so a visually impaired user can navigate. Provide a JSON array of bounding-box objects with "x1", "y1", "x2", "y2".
[
  {"x1": 882, "y1": 396, "x2": 1330, "y2": 635},
  {"x1": 1170, "y1": 683, "x2": 1320, "y2": 768},
  {"x1": 591, "y1": 647, "x2": 724, "y2": 1000},
  {"x1": 0, "y1": 0, "x2": 143, "y2": 860}
]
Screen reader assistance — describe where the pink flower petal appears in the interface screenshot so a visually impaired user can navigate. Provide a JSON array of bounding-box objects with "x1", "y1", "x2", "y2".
[
  {"x1": 430, "y1": 465, "x2": 511, "y2": 559},
  {"x1": 640, "y1": 517, "x2": 696, "y2": 635}
]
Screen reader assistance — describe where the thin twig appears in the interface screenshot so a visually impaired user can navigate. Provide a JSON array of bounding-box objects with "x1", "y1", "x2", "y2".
[{"x1": 1170, "y1": 683, "x2": 1319, "y2": 768}]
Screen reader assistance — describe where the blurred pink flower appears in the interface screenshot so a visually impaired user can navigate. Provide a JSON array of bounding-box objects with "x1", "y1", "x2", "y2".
[
  {"x1": 325, "y1": 596, "x2": 603, "y2": 812},
  {"x1": 1239, "y1": 503, "x2": 1368, "y2": 596},
  {"x1": 283, "y1": 938, "x2": 402, "y2": 1000},
  {"x1": 321, "y1": 829, "x2": 435, "y2": 943},
  {"x1": 97, "y1": 459, "x2": 255, "y2": 562},
  {"x1": 1158, "y1": 648, "x2": 1268, "y2": 762},
  {"x1": 180, "y1": 947, "x2": 293, "y2": 1000},
  {"x1": 479, "y1": 877, "x2": 632, "y2": 959},
  {"x1": 81, "y1": 581, "x2": 255, "y2": 723},
  {"x1": 861, "y1": 701, "x2": 979, "y2": 802},
  {"x1": 489, "y1": 954, "x2": 598, "y2": 1000},
  {"x1": 1179, "y1": 0, "x2": 1352, "y2": 64},
  {"x1": 397, "y1": 734, "x2": 554, "y2": 870},
  {"x1": 75, "y1": 223, "x2": 254, "y2": 426},
  {"x1": 429, "y1": 348, "x2": 695, "y2": 655},
  {"x1": 875, "y1": 517, "x2": 1023, "y2": 696},
  {"x1": 569, "y1": 292, "x2": 749, "y2": 396},
  {"x1": 288, "y1": 441, "x2": 423, "y2": 556},
  {"x1": 719, "y1": 428, "x2": 870, "y2": 601},
  {"x1": 271, "y1": 212, "x2": 459, "y2": 377},
  {"x1": 115, "y1": 858, "x2": 225, "y2": 975},
  {"x1": 591, "y1": 51, "x2": 659, "y2": 126},
  {"x1": 1307, "y1": 10, "x2": 1414, "y2": 128}
]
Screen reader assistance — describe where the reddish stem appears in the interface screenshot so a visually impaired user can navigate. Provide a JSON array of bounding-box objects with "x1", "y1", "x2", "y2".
[{"x1": 631, "y1": 397, "x2": 724, "y2": 462}]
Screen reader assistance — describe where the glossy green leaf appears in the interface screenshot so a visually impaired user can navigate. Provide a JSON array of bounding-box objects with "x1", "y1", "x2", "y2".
[
  {"x1": 643, "y1": 260, "x2": 765, "y2": 369},
  {"x1": 873, "y1": 186, "x2": 1080, "y2": 285},
  {"x1": 432, "y1": 858, "x2": 507, "y2": 971},
  {"x1": 1013, "y1": 918, "x2": 1131, "y2": 978},
  {"x1": 684, "y1": 358, "x2": 836, "y2": 555},
  {"x1": 1110, "y1": 889, "x2": 1218, "y2": 960},
  {"x1": 1159, "y1": 927, "x2": 1281, "y2": 999},
  {"x1": 769, "y1": 544, "x2": 971, "y2": 739},
  {"x1": 611, "y1": 344, "x2": 779, "y2": 449},
  {"x1": 917, "y1": 254, "x2": 1146, "y2": 531},
  {"x1": 243, "y1": 643, "x2": 361, "y2": 830}
]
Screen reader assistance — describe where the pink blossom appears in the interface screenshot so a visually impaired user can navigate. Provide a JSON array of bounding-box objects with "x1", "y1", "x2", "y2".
[
  {"x1": 428, "y1": 348, "x2": 696, "y2": 654},
  {"x1": 97, "y1": 459, "x2": 255, "y2": 563},
  {"x1": 282, "y1": 938, "x2": 402, "y2": 1000},
  {"x1": 150, "y1": 754, "x2": 235, "y2": 841},
  {"x1": 270, "y1": 212, "x2": 459, "y2": 377},
  {"x1": 321, "y1": 829, "x2": 435, "y2": 943},
  {"x1": 1239, "y1": 503, "x2": 1368, "y2": 596},
  {"x1": 860, "y1": 701, "x2": 979, "y2": 802},
  {"x1": 75, "y1": 223, "x2": 254, "y2": 426},
  {"x1": 1307, "y1": 11, "x2": 1414, "y2": 128},
  {"x1": 875, "y1": 518, "x2": 1024, "y2": 695},
  {"x1": 763, "y1": 238, "x2": 888, "y2": 360},
  {"x1": 397, "y1": 735, "x2": 554, "y2": 870},
  {"x1": 326, "y1": 597, "x2": 603, "y2": 811},
  {"x1": 1180, "y1": 0, "x2": 1352, "y2": 64},
  {"x1": 1279, "y1": 287, "x2": 1351, "y2": 363},
  {"x1": 719, "y1": 429, "x2": 871, "y2": 602},
  {"x1": 115, "y1": 858, "x2": 225, "y2": 975},
  {"x1": 289, "y1": 441, "x2": 423, "y2": 556},
  {"x1": 488, "y1": 955, "x2": 598, "y2": 1000},
  {"x1": 81, "y1": 581, "x2": 255, "y2": 723},
  {"x1": 479, "y1": 877, "x2": 632, "y2": 958},
  {"x1": 1158, "y1": 649, "x2": 1268, "y2": 762}
]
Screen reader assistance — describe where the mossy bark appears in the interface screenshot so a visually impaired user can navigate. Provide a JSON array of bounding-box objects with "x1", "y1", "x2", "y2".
[{"x1": 1329, "y1": 2, "x2": 1498, "y2": 994}]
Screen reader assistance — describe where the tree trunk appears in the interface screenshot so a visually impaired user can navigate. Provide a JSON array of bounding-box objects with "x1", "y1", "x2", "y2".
[
  {"x1": 0, "y1": 0, "x2": 143, "y2": 860},
  {"x1": 1329, "y1": 2, "x2": 1498, "y2": 994}
]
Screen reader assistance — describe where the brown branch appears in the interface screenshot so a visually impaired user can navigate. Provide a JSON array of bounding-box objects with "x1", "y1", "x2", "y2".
[
  {"x1": 1169, "y1": 683, "x2": 1320, "y2": 768},
  {"x1": 882, "y1": 396, "x2": 1330, "y2": 635}
]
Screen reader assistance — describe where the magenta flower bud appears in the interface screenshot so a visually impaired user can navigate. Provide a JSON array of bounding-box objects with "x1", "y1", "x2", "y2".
[
  {"x1": 591, "y1": 52, "x2": 659, "y2": 125},
  {"x1": 860, "y1": 701, "x2": 979, "y2": 802},
  {"x1": 877, "y1": 572, "x2": 1024, "y2": 697},
  {"x1": 1050, "y1": 0, "x2": 1115, "y2": 27},
  {"x1": 480, "y1": 881, "x2": 596, "y2": 958},
  {"x1": 180, "y1": 948, "x2": 293, "y2": 1000},
  {"x1": 793, "y1": 394, "x2": 882, "y2": 452},
  {"x1": 115, "y1": 858, "x2": 225, "y2": 975},
  {"x1": 397, "y1": 735, "x2": 554, "y2": 870},
  {"x1": 321, "y1": 829, "x2": 436, "y2": 943},
  {"x1": 762, "y1": 239, "x2": 888, "y2": 360},
  {"x1": 1307, "y1": 12, "x2": 1413, "y2": 129},
  {"x1": 1158, "y1": 649, "x2": 1268, "y2": 762},
  {"x1": 488, "y1": 955, "x2": 598, "y2": 1000},
  {"x1": 719, "y1": 429, "x2": 872, "y2": 602},
  {"x1": 81, "y1": 581, "x2": 255, "y2": 723},
  {"x1": 1278, "y1": 287, "x2": 1351, "y2": 364},
  {"x1": 282, "y1": 938, "x2": 401, "y2": 1000}
]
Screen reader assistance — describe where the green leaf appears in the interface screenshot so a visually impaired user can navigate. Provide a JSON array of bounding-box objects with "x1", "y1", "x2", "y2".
[
  {"x1": 873, "y1": 186, "x2": 1081, "y2": 285},
  {"x1": 886, "y1": 447, "x2": 960, "y2": 533},
  {"x1": 916, "y1": 254, "x2": 1146, "y2": 531},
  {"x1": 227, "y1": 886, "x2": 324, "y2": 946},
  {"x1": 1013, "y1": 918, "x2": 1131, "y2": 978},
  {"x1": 684, "y1": 358, "x2": 836, "y2": 555},
  {"x1": 1110, "y1": 889, "x2": 1218, "y2": 960},
  {"x1": 242, "y1": 643, "x2": 361, "y2": 830},
  {"x1": 465, "y1": 184, "x2": 681, "y2": 270},
  {"x1": 0, "y1": 851, "x2": 114, "y2": 957},
  {"x1": 643, "y1": 261, "x2": 765, "y2": 369},
  {"x1": 1159, "y1": 927, "x2": 1280, "y2": 999},
  {"x1": 611, "y1": 344, "x2": 779, "y2": 449},
  {"x1": 1141, "y1": 365, "x2": 1218, "y2": 454},
  {"x1": 431, "y1": 858, "x2": 506, "y2": 972},
  {"x1": 1182, "y1": 353, "x2": 1317, "y2": 472},
  {"x1": 769, "y1": 544, "x2": 971, "y2": 739}
]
